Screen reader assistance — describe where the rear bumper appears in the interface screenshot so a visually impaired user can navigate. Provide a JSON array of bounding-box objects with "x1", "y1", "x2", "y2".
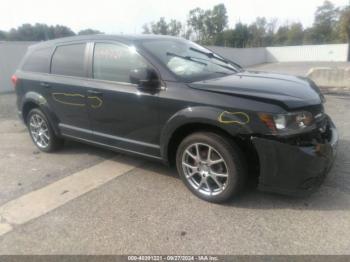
[{"x1": 252, "y1": 118, "x2": 338, "y2": 197}]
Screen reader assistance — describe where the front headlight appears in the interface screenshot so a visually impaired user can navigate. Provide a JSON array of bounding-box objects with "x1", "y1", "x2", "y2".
[{"x1": 259, "y1": 111, "x2": 314, "y2": 135}]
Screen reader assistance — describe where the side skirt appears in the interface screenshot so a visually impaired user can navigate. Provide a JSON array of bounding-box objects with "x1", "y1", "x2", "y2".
[{"x1": 61, "y1": 133, "x2": 163, "y2": 162}]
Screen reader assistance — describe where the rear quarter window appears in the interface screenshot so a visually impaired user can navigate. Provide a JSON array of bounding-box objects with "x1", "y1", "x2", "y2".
[
  {"x1": 22, "y1": 47, "x2": 52, "y2": 73},
  {"x1": 51, "y1": 43, "x2": 87, "y2": 78}
]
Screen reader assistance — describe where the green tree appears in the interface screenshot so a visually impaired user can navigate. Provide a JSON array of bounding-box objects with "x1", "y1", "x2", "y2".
[
  {"x1": 78, "y1": 29, "x2": 103, "y2": 35},
  {"x1": 247, "y1": 17, "x2": 267, "y2": 47},
  {"x1": 187, "y1": 4, "x2": 228, "y2": 44},
  {"x1": 312, "y1": 0, "x2": 340, "y2": 43},
  {"x1": 187, "y1": 7, "x2": 206, "y2": 42},
  {"x1": 286, "y1": 23, "x2": 304, "y2": 45},
  {"x1": 274, "y1": 25, "x2": 289, "y2": 46},
  {"x1": 231, "y1": 23, "x2": 250, "y2": 47},
  {"x1": 5, "y1": 23, "x2": 75, "y2": 41},
  {"x1": 142, "y1": 24, "x2": 151, "y2": 34},
  {"x1": 142, "y1": 17, "x2": 182, "y2": 36},
  {"x1": 211, "y1": 4, "x2": 228, "y2": 35},
  {"x1": 0, "y1": 30, "x2": 7, "y2": 40},
  {"x1": 151, "y1": 17, "x2": 169, "y2": 35},
  {"x1": 168, "y1": 19, "x2": 182, "y2": 36},
  {"x1": 339, "y1": 5, "x2": 350, "y2": 60},
  {"x1": 7, "y1": 24, "x2": 48, "y2": 41}
]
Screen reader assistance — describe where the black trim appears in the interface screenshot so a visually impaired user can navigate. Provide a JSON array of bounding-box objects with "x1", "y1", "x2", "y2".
[
  {"x1": 59, "y1": 123, "x2": 160, "y2": 149},
  {"x1": 62, "y1": 133, "x2": 162, "y2": 161}
]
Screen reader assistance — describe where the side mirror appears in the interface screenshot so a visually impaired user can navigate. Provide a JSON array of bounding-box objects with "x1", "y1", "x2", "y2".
[{"x1": 129, "y1": 68, "x2": 160, "y2": 89}]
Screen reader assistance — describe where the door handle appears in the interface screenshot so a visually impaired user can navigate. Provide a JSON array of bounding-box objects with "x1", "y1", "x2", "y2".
[{"x1": 40, "y1": 82, "x2": 50, "y2": 88}]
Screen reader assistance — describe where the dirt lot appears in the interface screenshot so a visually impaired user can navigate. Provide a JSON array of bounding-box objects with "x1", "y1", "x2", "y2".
[{"x1": 0, "y1": 66, "x2": 350, "y2": 254}]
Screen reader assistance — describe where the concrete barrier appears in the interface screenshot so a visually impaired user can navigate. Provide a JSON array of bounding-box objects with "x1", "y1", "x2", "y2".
[{"x1": 307, "y1": 66, "x2": 350, "y2": 91}]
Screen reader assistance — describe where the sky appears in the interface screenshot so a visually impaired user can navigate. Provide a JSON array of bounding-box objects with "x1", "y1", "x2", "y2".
[{"x1": 1, "y1": 0, "x2": 350, "y2": 34}]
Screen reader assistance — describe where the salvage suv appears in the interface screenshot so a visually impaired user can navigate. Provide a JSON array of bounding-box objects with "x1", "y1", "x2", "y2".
[{"x1": 13, "y1": 35, "x2": 338, "y2": 203}]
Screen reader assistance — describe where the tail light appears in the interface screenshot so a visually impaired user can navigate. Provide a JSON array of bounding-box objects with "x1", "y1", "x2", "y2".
[{"x1": 11, "y1": 75, "x2": 18, "y2": 88}]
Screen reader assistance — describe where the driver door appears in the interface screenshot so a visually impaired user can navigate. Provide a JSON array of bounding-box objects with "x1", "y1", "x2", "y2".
[{"x1": 86, "y1": 42, "x2": 161, "y2": 158}]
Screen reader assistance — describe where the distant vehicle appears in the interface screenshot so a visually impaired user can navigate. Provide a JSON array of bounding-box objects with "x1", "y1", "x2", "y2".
[{"x1": 13, "y1": 35, "x2": 338, "y2": 202}]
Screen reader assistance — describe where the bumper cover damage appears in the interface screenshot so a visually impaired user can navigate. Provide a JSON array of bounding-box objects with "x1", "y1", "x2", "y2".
[{"x1": 252, "y1": 117, "x2": 338, "y2": 197}]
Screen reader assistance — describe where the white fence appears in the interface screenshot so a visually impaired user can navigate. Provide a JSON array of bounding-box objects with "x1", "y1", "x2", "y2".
[
  {"x1": 0, "y1": 41, "x2": 34, "y2": 93},
  {"x1": 266, "y1": 44, "x2": 349, "y2": 63},
  {"x1": 207, "y1": 46, "x2": 266, "y2": 67},
  {"x1": 208, "y1": 43, "x2": 349, "y2": 67}
]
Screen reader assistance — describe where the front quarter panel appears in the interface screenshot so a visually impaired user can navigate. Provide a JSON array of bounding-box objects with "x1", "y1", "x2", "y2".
[
  {"x1": 158, "y1": 82, "x2": 286, "y2": 161},
  {"x1": 160, "y1": 105, "x2": 254, "y2": 160}
]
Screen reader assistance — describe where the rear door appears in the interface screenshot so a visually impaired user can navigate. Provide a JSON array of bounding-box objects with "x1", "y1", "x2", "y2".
[
  {"x1": 85, "y1": 41, "x2": 161, "y2": 158},
  {"x1": 47, "y1": 42, "x2": 92, "y2": 139}
]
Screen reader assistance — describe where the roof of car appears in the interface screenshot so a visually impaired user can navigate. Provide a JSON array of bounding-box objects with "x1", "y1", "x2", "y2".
[{"x1": 29, "y1": 34, "x2": 183, "y2": 50}]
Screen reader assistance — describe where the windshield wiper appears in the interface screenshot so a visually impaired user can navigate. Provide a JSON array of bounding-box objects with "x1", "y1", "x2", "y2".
[
  {"x1": 189, "y1": 47, "x2": 243, "y2": 70},
  {"x1": 166, "y1": 52, "x2": 207, "y2": 66},
  {"x1": 189, "y1": 56, "x2": 238, "y2": 73}
]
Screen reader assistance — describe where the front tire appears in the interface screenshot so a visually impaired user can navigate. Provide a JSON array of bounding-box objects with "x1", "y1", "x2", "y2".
[
  {"x1": 27, "y1": 108, "x2": 64, "y2": 152},
  {"x1": 176, "y1": 132, "x2": 246, "y2": 203}
]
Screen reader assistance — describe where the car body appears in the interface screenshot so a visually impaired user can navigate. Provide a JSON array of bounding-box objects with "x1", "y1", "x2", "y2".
[{"x1": 13, "y1": 34, "x2": 338, "y2": 202}]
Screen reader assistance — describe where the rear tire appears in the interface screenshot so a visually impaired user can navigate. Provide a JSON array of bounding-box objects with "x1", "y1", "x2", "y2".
[
  {"x1": 176, "y1": 132, "x2": 246, "y2": 203},
  {"x1": 27, "y1": 108, "x2": 64, "y2": 152}
]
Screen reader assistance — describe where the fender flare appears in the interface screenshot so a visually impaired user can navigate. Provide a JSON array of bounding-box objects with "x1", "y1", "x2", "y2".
[
  {"x1": 160, "y1": 106, "x2": 253, "y2": 161},
  {"x1": 21, "y1": 92, "x2": 61, "y2": 135}
]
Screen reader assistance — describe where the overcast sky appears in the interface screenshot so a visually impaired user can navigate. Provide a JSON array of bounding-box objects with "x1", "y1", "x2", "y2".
[{"x1": 1, "y1": 0, "x2": 349, "y2": 34}]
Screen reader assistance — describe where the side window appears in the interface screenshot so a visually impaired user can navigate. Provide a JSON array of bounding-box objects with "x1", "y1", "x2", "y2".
[
  {"x1": 51, "y1": 43, "x2": 86, "y2": 77},
  {"x1": 22, "y1": 48, "x2": 52, "y2": 73},
  {"x1": 93, "y1": 43, "x2": 148, "y2": 83}
]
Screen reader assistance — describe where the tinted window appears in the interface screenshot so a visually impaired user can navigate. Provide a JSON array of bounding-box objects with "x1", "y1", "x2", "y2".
[
  {"x1": 93, "y1": 43, "x2": 148, "y2": 83},
  {"x1": 22, "y1": 48, "x2": 52, "y2": 73},
  {"x1": 51, "y1": 44, "x2": 86, "y2": 77}
]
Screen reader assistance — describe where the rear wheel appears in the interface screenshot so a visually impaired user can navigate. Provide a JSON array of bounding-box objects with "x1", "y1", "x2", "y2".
[
  {"x1": 176, "y1": 132, "x2": 246, "y2": 203},
  {"x1": 27, "y1": 108, "x2": 64, "y2": 152}
]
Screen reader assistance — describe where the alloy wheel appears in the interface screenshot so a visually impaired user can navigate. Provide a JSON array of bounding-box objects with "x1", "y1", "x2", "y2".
[
  {"x1": 181, "y1": 143, "x2": 229, "y2": 196},
  {"x1": 29, "y1": 113, "x2": 50, "y2": 149}
]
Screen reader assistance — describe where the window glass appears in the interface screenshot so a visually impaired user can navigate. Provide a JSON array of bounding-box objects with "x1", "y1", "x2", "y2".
[
  {"x1": 51, "y1": 44, "x2": 86, "y2": 77},
  {"x1": 141, "y1": 39, "x2": 239, "y2": 82},
  {"x1": 22, "y1": 47, "x2": 52, "y2": 73},
  {"x1": 93, "y1": 43, "x2": 148, "y2": 83}
]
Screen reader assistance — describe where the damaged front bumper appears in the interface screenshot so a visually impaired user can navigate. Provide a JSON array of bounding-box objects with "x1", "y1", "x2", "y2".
[{"x1": 252, "y1": 115, "x2": 338, "y2": 197}]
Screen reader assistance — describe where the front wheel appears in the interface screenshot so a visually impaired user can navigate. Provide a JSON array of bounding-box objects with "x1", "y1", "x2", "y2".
[{"x1": 176, "y1": 132, "x2": 246, "y2": 203}]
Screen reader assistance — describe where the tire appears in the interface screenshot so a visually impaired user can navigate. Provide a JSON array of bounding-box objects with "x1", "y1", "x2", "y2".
[
  {"x1": 26, "y1": 108, "x2": 64, "y2": 152},
  {"x1": 176, "y1": 132, "x2": 246, "y2": 203}
]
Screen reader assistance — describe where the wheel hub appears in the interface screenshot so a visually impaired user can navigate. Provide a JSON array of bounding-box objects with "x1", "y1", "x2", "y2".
[{"x1": 198, "y1": 162, "x2": 210, "y2": 176}]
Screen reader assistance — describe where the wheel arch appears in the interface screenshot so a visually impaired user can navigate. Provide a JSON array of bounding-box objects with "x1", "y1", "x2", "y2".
[
  {"x1": 160, "y1": 106, "x2": 256, "y2": 167},
  {"x1": 22, "y1": 92, "x2": 60, "y2": 135}
]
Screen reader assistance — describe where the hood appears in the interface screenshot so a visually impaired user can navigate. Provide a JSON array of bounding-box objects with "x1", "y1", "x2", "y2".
[{"x1": 188, "y1": 71, "x2": 323, "y2": 110}]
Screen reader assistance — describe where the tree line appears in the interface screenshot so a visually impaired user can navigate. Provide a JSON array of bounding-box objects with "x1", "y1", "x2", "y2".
[
  {"x1": 0, "y1": 24, "x2": 103, "y2": 41},
  {"x1": 143, "y1": 0, "x2": 350, "y2": 48},
  {"x1": 0, "y1": 0, "x2": 349, "y2": 48}
]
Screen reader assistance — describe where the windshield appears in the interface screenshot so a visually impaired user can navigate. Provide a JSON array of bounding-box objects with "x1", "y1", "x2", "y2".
[{"x1": 141, "y1": 39, "x2": 241, "y2": 82}]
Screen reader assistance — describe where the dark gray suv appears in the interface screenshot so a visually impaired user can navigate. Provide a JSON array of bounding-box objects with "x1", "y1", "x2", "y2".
[{"x1": 13, "y1": 34, "x2": 338, "y2": 202}]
